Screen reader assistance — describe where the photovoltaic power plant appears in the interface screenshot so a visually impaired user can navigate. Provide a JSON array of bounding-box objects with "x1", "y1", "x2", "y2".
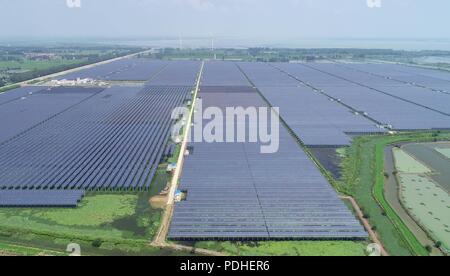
[
  {"x1": 0, "y1": 86, "x2": 190, "y2": 191},
  {"x1": 169, "y1": 62, "x2": 367, "y2": 240},
  {"x1": 272, "y1": 62, "x2": 450, "y2": 131},
  {"x1": 0, "y1": 60, "x2": 200, "y2": 207},
  {"x1": 2, "y1": 56, "x2": 450, "y2": 242}
]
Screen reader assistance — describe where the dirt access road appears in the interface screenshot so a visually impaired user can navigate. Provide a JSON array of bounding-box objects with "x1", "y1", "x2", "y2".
[{"x1": 151, "y1": 62, "x2": 211, "y2": 255}]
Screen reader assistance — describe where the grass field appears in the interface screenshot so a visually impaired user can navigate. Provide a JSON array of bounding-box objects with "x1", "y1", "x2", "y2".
[
  {"x1": 340, "y1": 131, "x2": 450, "y2": 256},
  {"x1": 0, "y1": 59, "x2": 83, "y2": 72},
  {"x1": 0, "y1": 192, "x2": 178, "y2": 256},
  {"x1": 195, "y1": 241, "x2": 368, "y2": 256},
  {"x1": 0, "y1": 241, "x2": 66, "y2": 256},
  {"x1": 0, "y1": 169, "x2": 179, "y2": 256},
  {"x1": 0, "y1": 193, "x2": 148, "y2": 241},
  {"x1": 35, "y1": 194, "x2": 137, "y2": 226}
]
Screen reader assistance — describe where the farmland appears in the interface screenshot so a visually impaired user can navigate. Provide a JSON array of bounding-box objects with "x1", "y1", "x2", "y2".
[{"x1": 0, "y1": 46, "x2": 141, "y2": 88}]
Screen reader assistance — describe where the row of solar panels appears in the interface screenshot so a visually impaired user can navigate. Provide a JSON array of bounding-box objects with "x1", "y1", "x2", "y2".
[
  {"x1": 58, "y1": 58, "x2": 168, "y2": 81},
  {"x1": 0, "y1": 190, "x2": 85, "y2": 207},
  {"x1": 0, "y1": 86, "x2": 191, "y2": 191},
  {"x1": 236, "y1": 62, "x2": 450, "y2": 146},
  {"x1": 0, "y1": 86, "x2": 104, "y2": 144},
  {"x1": 271, "y1": 62, "x2": 450, "y2": 131},
  {"x1": 169, "y1": 84, "x2": 367, "y2": 240},
  {"x1": 57, "y1": 59, "x2": 202, "y2": 85}
]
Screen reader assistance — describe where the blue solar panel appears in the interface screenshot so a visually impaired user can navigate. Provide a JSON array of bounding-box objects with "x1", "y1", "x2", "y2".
[
  {"x1": 0, "y1": 190, "x2": 85, "y2": 207},
  {"x1": 0, "y1": 86, "x2": 46, "y2": 106},
  {"x1": 168, "y1": 83, "x2": 367, "y2": 240},
  {"x1": 58, "y1": 58, "x2": 168, "y2": 81},
  {"x1": 147, "y1": 61, "x2": 201, "y2": 86},
  {"x1": 202, "y1": 61, "x2": 251, "y2": 86},
  {"x1": 0, "y1": 86, "x2": 191, "y2": 191},
  {"x1": 272, "y1": 62, "x2": 450, "y2": 131},
  {"x1": 0, "y1": 86, "x2": 104, "y2": 144}
]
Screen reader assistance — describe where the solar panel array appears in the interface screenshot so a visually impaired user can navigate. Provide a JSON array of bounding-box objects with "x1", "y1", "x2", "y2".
[
  {"x1": 103, "y1": 59, "x2": 168, "y2": 81},
  {"x1": 0, "y1": 190, "x2": 85, "y2": 207},
  {"x1": 272, "y1": 62, "x2": 450, "y2": 131},
  {"x1": 237, "y1": 62, "x2": 300, "y2": 87},
  {"x1": 0, "y1": 86, "x2": 46, "y2": 106},
  {"x1": 0, "y1": 87, "x2": 103, "y2": 144},
  {"x1": 344, "y1": 63, "x2": 450, "y2": 91},
  {"x1": 201, "y1": 61, "x2": 251, "y2": 86},
  {"x1": 237, "y1": 62, "x2": 384, "y2": 146},
  {"x1": 306, "y1": 63, "x2": 450, "y2": 115},
  {"x1": 256, "y1": 86, "x2": 383, "y2": 146},
  {"x1": 58, "y1": 58, "x2": 168, "y2": 81},
  {"x1": 147, "y1": 61, "x2": 201, "y2": 86},
  {"x1": 0, "y1": 86, "x2": 190, "y2": 191},
  {"x1": 169, "y1": 62, "x2": 367, "y2": 240}
]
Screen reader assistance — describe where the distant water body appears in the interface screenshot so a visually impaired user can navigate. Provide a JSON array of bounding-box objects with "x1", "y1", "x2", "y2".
[
  {"x1": 106, "y1": 38, "x2": 450, "y2": 51},
  {"x1": 2, "y1": 38, "x2": 450, "y2": 51}
]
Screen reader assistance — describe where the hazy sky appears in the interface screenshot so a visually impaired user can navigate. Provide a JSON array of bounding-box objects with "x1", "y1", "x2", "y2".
[{"x1": 1, "y1": 0, "x2": 450, "y2": 41}]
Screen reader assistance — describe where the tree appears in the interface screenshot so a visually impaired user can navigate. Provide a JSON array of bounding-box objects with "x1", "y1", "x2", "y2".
[{"x1": 92, "y1": 239, "x2": 103, "y2": 248}]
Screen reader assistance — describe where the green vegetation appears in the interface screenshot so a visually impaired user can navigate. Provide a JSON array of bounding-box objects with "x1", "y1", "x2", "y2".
[
  {"x1": 144, "y1": 48, "x2": 450, "y2": 68},
  {"x1": 0, "y1": 46, "x2": 141, "y2": 87},
  {"x1": 340, "y1": 131, "x2": 450, "y2": 256},
  {"x1": 168, "y1": 144, "x2": 182, "y2": 164},
  {"x1": 34, "y1": 194, "x2": 138, "y2": 227},
  {"x1": 0, "y1": 241, "x2": 65, "y2": 256},
  {"x1": 0, "y1": 194, "x2": 146, "y2": 242},
  {"x1": 0, "y1": 187, "x2": 167, "y2": 256},
  {"x1": 0, "y1": 164, "x2": 187, "y2": 255},
  {"x1": 195, "y1": 241, "x2": 368, "y2": 256},
  {"x1": 0, "y1": 84, "x2": 20, "y2": 94}
]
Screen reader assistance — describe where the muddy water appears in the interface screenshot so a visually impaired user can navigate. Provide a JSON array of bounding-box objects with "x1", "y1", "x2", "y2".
[
  {"x1": 384, "y1": 146, "x2": 443, "y2": 256},
  {"x1": 403, "y1": 143, "x2": 450, "y2": 193}
]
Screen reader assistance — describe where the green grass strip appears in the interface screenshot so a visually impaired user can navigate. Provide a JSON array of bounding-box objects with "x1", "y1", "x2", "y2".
[{"x1": 373, "y1": 141, "x2": 429, "y2": 256}]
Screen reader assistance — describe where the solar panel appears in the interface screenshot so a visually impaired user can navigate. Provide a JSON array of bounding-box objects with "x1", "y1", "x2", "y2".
[
  {"x1": 168, "y1": 82, "x2": 366, "y2": 240},
  {"x1": 201, "y1": 61, "x2": 251, "y2": 86},
  {"x1": 0, "y1": 86, "x2": 104, "y2": 144},
  {"x1": 0, "y1": 86, "x2": 191, "y2": 191},
  {"x1": 0, "y1": 86, "x2": 47, "y2": 106},
  {"x1": 147, "y1": 61, "x2": 201, "y2": 86},
  {"x1": 57, "y1": 58, "x2": 168, "y2": 81},
  {"x1": 272, "y1": 62, "x2": 450, "y2": 131},
  {"x1": 0, "y1": 190, "x2": 85, "y2": 207}
]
